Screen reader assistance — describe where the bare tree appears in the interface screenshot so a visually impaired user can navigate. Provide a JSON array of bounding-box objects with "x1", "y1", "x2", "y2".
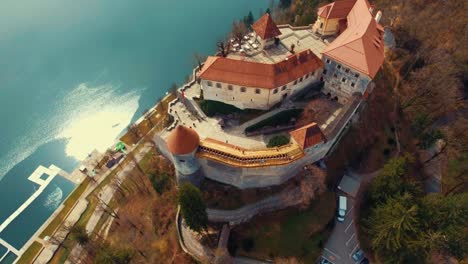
[
  {"x1": 193, "y1": 52, "x2": 206, "y2": 70},
  {"x1": 169, "y1": 82, "x2": 179, "y2": 95},
  {"x1": 231, "y1": 21, "x2": 248, "y2": 42},
  {"x1": 95, "y1": 194, "x2": 120, "y2": 219},
  {"x1": 127, "y1": 124, "x2": 141, "y2": 142},
  {"x1": 217, "y1": 41, "x2": 227, "y2": 57},
  {"x1": 110, "y1": 177, "x2": 130, "y2": 199},
  {"x1": 143, "y1": 108, "x2": 154, "y2": 128}
]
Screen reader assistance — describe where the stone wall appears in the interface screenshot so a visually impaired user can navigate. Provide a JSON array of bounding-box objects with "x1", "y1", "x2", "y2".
[
  {"x1": 322, "y1": 55, "x2": 370, "y2": 104},
  {"x1": 198, "y1": 142, "x2": 330, "y2": 189}
]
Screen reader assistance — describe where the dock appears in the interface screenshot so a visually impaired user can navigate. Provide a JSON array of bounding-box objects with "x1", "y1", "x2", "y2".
[{"x1": 0, "y1": 164, "x2": 70, "y2": 262}]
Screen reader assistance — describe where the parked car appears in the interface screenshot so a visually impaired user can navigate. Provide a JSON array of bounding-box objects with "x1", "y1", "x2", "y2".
[
  {"x1": 320, "y1": 257, "x2": 332, "y2": 264},
  {"x1": 337, "y1": 195, "x2": 347, "y2": 222},
  {"x1": 360, "y1": 258, "x2": 369, "y2": 264},
  {"x1": 352, "y1": 249, "x2": 365, "y2": 262}
]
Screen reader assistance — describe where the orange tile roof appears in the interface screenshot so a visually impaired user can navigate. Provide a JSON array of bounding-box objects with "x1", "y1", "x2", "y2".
[
  {"x1": 198, "y1": 50, "x2": 323, "y2": 89},
  {"x1": 166, "y1": 125, "x2": 200, "y2": 155},
  {"x1": 318, "y1": 0, "x2": 356, "y2": 19},
  {"x1": 252, "y1": 13, "x2": 282, "y2": 40},
  {"x1": 289, "y1": 122, "x2": 326, "y2": 150},
  {"x1": 322, "y1": 0, "x2": 384, "y2": 78}
]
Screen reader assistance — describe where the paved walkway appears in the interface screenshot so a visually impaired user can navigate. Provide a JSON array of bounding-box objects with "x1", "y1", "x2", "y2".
[{"x1": 170, "y1": 97, "x2": 266, "y2": 149}]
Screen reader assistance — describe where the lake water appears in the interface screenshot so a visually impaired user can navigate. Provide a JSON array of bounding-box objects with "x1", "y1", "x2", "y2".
[{"x1": 0, "y1": 0, "x2": 270, "y2": 261}]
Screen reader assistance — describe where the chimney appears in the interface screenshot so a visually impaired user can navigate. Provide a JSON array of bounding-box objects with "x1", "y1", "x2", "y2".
[
  {"x1": 375, "y1": 10, "x2": 382, "y2": 23},
  {"x1": 369, "y1": 7, "x2": 374, "y2": 14}
]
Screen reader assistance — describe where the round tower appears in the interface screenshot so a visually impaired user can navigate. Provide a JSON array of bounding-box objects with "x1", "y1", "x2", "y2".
[{"x1": 166, "y1": 125, "x2": 203, "y2": 186}]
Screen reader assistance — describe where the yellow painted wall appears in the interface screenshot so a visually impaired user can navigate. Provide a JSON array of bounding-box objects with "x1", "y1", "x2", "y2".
[{"x1": 313, "y1": 17, "x2": 340, "y2": 36}]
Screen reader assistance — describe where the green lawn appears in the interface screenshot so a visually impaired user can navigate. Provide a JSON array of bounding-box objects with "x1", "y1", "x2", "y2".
[
  {"x1": 196, "y1": 99, "x2": 265, "y2": 123},
  {"x1": 231, "y1": 191, "x2": 336, "y2": 263},
  {"x1": 16, "y1": 241, "x2": 43, "y2": 264},
  {"x1": 39, "y1": 178, "x2": 91, "y2": 238},
  {"x1": 267, "y1": 135, "x2": 290, "y2": 148},
  {"x1": 245, "y1": 109, "x2": 303, "y2": 133}
]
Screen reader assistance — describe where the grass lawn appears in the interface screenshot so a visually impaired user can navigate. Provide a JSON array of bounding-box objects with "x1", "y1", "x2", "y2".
[
  {"x1": 39, "y1": 178, "x2": 91, "y2": 238},
  {"x1": 196, "y1": 99, "x2": 265, "y2": 123},
  {"x1": 245, "y1": 109, "x2": 303, "y2": 133},
  {"x1": 16, "y1": 241, "x2": 43, "y2": 264},
  {"x1": 229, "y1": 191, "x2": 336, "y2": 263}
]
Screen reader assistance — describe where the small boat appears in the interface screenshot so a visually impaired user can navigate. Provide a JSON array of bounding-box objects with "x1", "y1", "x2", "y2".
[{"x1": 112, "y1": 123, "x2": 120, "y2": 128}]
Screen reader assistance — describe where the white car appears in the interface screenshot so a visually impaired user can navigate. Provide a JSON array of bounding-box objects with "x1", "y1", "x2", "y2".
[{"x1": 337, "y1": 196, "x2": 347, "y2": 222}]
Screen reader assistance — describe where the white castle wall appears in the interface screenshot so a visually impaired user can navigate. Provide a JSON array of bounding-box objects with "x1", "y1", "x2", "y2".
[
  {"x1": 201, "y1": 69, "x2": 321, "y2": 110},
  {"x1": 198, "y1": 142, "x2": 330, "y2": 189}
]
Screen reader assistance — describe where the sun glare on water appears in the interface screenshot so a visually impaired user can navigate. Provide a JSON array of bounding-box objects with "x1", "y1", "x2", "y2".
[{"x1": 58, "y1": 83, "x2": 141, "y2": 160}]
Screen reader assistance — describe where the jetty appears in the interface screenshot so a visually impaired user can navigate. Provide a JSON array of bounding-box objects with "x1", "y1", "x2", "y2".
[{"x1": 0, "y1": 164, "x2": 76, "y2": 263}]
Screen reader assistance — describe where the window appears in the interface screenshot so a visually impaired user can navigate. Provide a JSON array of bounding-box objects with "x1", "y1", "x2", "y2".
[
  {"x1": 341, "y1": 77, "x2": 346, "y2": 83},
  {"x1": 240, "y1": 87, "x2": 246, "y2": 92},
  {"x1": 179, "y1": 159, "x2": 185, "y2": 162},
  {"x1": 323, "y1": 69, "x2": 327, "y2": 75},
  {"x1": 326, "y1": 59, "x2": 331, "y2": 64},
  {"x1": 216, "y1": 83, "x2": 222, "y2": 88},
  {"x1": 351, "y1": 82, "x2": 355, "y2": 87},
  {"x1": 320, "y1": 22, "x2": 323, "y2": 29},
  {"x1": 293, "y1": 80, "x2": 298, "y2": 85},
  {"x1": 228, "y1": 85, "x2": 233, "y2": 91},
  {"x1": 281, "y1": 85, "x2": 287, "y2": 91},
  {"x1": 255, "y1": 88, "x2": 261, "y2": 94},
  {"x1": 333, "y1": 74, "x2": 338, "y2": 78},
  {"x1": 207, "y1": 81, "x2": 213, "y2": 87},
  {"x1": 345, "y1": 68, "x2": 349, "y2": 73},
  {"x1": 299, "y1": 77, "x2": 303, "y2": 82},
  {"x1": 305, "y1": 73, "x2": 309, "y2": 79},
  {"x1": 354, "y1": 73, "x2": 360, "y2": 78},
  {"x1": 273, "y1": 88, "x2": 278, "y2": 94},
  {"x1": 337, "y1": 64, "x2": 341, "y2": 69}
]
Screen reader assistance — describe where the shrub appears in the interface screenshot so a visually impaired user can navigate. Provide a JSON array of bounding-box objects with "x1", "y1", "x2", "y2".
[
  {"x1": 267, "y1": 135, "x2": 290, "y2": 147},
  {"x1": 241, "y1": 238, "x2": 255, "y2": 252},
  {"x1": 199, "y1": 100, "x2": 242, "y2": 117},
  {"x1": 245, "y1": 109, "x2": 303, "y2": 133}
]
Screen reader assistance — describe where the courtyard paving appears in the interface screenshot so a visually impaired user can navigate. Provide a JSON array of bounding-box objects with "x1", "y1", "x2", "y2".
[{"x1": 227, "y1": 27, "x2": 327, "y2": 64}]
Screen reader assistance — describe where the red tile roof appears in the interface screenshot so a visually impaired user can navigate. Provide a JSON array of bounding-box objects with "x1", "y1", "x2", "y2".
[
  {"x1": 198, "y1": 50, "x2": 323, "y2": 89},
  {"x1": 322, "y1": 0, "x2": 384, "y2": 78},
  {"x1": 289, "y1": 122, "x2": 326, "y2": 150},
  {"x1": 166, "y1": 125, "x2": 200, "y2": 155},
  {"x1": 317, "y1": 0, "x2": 356, "y2": 19},
  {"x1": 252, "y1": 13, "x2": 282, "y2": 40}
]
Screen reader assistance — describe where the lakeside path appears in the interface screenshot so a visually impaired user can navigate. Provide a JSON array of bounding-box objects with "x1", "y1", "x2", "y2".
[
  {"x1": 30, "y1": 143, "x2": 153, "y2": 264},
  {"x1": 65, "y1": 143, "x2": 153, "y2": 264}
]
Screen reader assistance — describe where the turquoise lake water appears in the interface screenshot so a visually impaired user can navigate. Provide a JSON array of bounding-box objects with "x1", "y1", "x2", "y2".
[{"x1": 0, "y1": 0, "x2": 270, "y2": 261}]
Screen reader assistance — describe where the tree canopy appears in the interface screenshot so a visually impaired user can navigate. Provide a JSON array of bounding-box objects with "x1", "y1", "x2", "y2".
[
  {"x1": 178, "y1": 183, "x2": 208, "y2": 234},
  {"x1": 363, "y1": 156, "x2": 468, "y2": 262}
]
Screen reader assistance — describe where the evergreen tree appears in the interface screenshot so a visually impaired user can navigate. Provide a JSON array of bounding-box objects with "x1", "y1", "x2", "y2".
[
  {"x1": 69, "y1": 225, "x2": 89, "y2": 246},
  {"x1": 368, "y1": 193, "x2": 423, "y2": 263},
  {"x1": 178, "y1": 183, "x2": 208, "y2": 234},
  {"x1": 243, "y1": 11, "x2": 255, "y2": 28}
]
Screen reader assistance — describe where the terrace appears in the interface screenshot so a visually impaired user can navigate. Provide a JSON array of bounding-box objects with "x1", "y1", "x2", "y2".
[{"x1": 226, "y1": 26, "x2": 328, "y2": 64}]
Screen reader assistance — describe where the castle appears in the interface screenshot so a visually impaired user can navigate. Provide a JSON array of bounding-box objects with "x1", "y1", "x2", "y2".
[{"x1": 156, "y1": 0, "x2": 385, "y2": 189}]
